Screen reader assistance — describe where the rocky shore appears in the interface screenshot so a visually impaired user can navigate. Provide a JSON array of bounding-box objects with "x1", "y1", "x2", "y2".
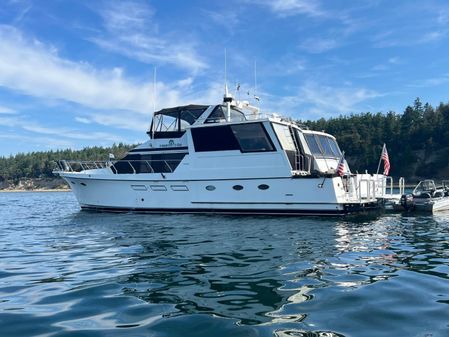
[{"x1": 0, "y1": 178, "x2": 70, "y2": 192}]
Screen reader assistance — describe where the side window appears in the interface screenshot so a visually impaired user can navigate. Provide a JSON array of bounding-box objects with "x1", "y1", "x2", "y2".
[
  {"x1": 305, "y1": 134, "x2": 322, "y2": 155},
  {"x1": 231, "y1": 123, "x2": 275, "y2": 152},
  {"x1": 191, "y1": 126, "x2": 240, "y2": 152},
  {"x1": 318, "y1": 135, "x2": 334, "y2": 156},
  {"x1": 272, "y1": 123, "x2": 295, "y2": 151},
  {"x1": 205, "y1": 106, "x2": 225, "y2": 123},
  {"x1": 328, "y1": 138, "x2": 342, "y2": 156}
]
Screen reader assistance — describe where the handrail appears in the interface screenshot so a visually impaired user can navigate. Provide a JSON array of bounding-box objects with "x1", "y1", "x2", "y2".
[
  {"x1": 399, "y1": 177, "x2": 405, "y2": 195},
  {"x1": 54, "y1": 159, "x2": 183, "y2": 174}
]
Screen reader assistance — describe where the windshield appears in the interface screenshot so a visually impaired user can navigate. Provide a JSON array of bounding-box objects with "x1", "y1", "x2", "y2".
[
  {"x1": 305, "y1": 134, "x2": 341, "y2": 157},
  {"x1": 205, "y1": 105, "x2": 246, "y2": 123}
]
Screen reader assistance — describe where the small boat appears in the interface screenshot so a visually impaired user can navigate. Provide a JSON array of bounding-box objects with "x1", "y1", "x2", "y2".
[{"x1": 400, "y1": 180, "x2": 449, "y2": 213}]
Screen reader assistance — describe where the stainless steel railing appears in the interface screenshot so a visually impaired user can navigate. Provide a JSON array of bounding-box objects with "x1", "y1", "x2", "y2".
[{"x1": 55, "y1": 159, "x2": 183, "y2": 174}]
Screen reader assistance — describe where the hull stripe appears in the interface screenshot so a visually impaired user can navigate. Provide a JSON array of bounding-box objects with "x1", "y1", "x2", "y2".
[{"x1": 80, "y1": 204, "x2": 379, "y2": 216}]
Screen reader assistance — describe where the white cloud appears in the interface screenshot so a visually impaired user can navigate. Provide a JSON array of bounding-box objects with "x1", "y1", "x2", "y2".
[
  {"x1": 299, "y1": 37, "x2": 339, "y2": 53},
  {"x1": 373, "y1": 28, "x2": 448, "y2": 48},
  {"x1": 407, "y1": 74, "x2": 449, "y2": 88},
  {"x1": 249, "y1": 0, "x2": 325, "y2": 17},
  {"x1": 0, "y1": 105, "x2": 16, "y2": 114},
  {"x1": 91, "y1": 0, "x2": 207, "y2": 74},
  {"x1": 266, "y1": 82, "x2": 381, "y2": 118},
  {"x1": 75, "y1": 116, "x2": 91, "y2": 124},
  {"x1": 0, "y1": 25, "x2": 201, "y2": 116},
  {"x1": 0, "y1": 113, "x2": 125, "y2": 142}
]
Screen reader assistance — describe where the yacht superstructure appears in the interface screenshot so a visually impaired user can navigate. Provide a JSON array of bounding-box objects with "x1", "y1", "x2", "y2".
[{"x1": 55, "y1": 97, "x2": 389, "y2": 215}]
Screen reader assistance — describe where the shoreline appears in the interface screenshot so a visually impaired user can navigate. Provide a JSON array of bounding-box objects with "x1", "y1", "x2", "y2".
[{"x1": 0, "y1": 189, "x2": 70, "y2": 193}]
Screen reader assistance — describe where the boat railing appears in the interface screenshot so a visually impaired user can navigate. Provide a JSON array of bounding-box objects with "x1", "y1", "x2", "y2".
[
  {"x1": 192, "y1": 112, "x2": 292, "y2": 125},
  {"x1": 357, "y1": 178, "x2": 377, "y2": 201},
  {"x1": 55, "y1": 159, "x2": 183, "y2": 174}
]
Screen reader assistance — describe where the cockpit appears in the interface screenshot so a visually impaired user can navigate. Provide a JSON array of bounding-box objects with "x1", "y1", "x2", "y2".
[
  {"x1": 148, "y1": 104, "x2": 209, "y2": 139},
  {"x1": 148, "y1": 104, "x2": 247, "y2": 138}
]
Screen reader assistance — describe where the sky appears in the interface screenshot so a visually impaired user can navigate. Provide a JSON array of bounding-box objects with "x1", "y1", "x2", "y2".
[{"x1": 1, "y1": 0, "x2": 449, "y2": 156}]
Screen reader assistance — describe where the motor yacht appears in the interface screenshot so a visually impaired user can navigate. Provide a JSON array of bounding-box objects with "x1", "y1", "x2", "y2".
[{"x1": 54, "y1": 93, "x2": 388, "y2": 215}]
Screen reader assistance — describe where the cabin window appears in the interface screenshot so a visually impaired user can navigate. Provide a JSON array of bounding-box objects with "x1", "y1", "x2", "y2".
[
  {"x1": 192, "y1": 123, "x2": 274, "y2": 153},
  {"x1": 258, "y1": 184, "x2": 269, "y2": 190},
  {"x1": 305, "y1": 134, "x2": 341, "y2": 158},
  {"x1": 191, "y1": 125, "x2": 240, "y2": 152},
  {"x1": 206, "y1": 185, "x2": 216, "y2": 191},
  {"x1": 305, "y1": 134, "x2": 322, "y2": 155},
  {"x1": 233, "y1": 185, "x2": 244, "y2": 190},
  {"x1": 231, "y1": 123, "x2": 275, "y2": 152},
  {"x1": 272, "y1": 123, "x2": 295, "y2": 151},
  {"x1": 317, "y1": 135, "x2": 334, "y2": 157},
  {"x1": 327, "y1": 137, "x2": 342, "y2": 156},
  {"x1": 205, "y1": 105, "x2": 246, "y2": 123}
]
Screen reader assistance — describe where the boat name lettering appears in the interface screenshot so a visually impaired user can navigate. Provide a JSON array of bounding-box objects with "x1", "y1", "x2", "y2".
[{"x1": 160, "y1": 140, "x2": 182, "y2": 148}]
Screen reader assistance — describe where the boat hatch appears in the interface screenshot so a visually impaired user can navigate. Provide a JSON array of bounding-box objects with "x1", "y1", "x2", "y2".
[{"x1": 148, "y1": 105, "x2": 209, "y2": 139}]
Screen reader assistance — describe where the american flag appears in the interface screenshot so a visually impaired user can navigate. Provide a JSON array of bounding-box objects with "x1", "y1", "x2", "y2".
[
  {"x1": 381, "y1": 144, "x2": 390, "y2": 175},
  {"x1": 337, "y1": 153, "x2": 346, "y2": 176}
]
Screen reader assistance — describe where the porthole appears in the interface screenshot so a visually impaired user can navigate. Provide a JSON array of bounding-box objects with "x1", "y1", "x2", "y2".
[
  {"x1": 206, "y1": 185, "x2": 216, "y2": 191},
  {"x1": 258, "y1": 184, "x2": 269, "y2": 190},
  {"x1": 233, "y1": 185, "x2": 244, "y2": 191},
  {"x1": 80, "y1": 182, "x2": 87, "y2": 186}
]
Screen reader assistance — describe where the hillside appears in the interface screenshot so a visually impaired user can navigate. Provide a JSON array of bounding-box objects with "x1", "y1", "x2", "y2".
[
  {"x1": 301, "y1": 98, "x2": 449, "y2": 182},
  {"x1": 0, "y1": 143, "x2": 134, "y2": 190}
]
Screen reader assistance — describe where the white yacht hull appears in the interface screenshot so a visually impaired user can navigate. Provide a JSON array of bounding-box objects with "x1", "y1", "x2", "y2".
[{"x1": 60, "y1": 173, "x2": 378, "y2": 216}]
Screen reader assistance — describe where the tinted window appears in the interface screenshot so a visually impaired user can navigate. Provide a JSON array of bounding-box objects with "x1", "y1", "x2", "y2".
[
  {"x1": 206, "y1": 105, "x2": 246, "y2": 123},
  {"x1": 318, "y1": 135, "x2": 334, "y2": 156},
  {"x1": 305, "y1": 134, "x2": 322, "y2": 155},
  {"x1": 205, "y1": 106, "x2": 225, "y2": 123},
  {"x1": 328, "y1": 138, "x2": 341, "y2": 156},
  {"x1": 191, "y1": 126, "x2": 240, "y2": 152},
  {"x1": 231, "y1": 123, "x2": 275, "y2": 152}
]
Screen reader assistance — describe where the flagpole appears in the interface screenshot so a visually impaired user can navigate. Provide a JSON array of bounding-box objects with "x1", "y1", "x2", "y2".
[{"x1": 376, "y1": 144, "x2": 385, "y2": 175}]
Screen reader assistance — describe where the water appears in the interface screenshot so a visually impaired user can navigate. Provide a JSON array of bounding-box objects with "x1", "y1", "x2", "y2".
[{"x1": 1, "y1": 192, "x2": 449, "y2": 337}]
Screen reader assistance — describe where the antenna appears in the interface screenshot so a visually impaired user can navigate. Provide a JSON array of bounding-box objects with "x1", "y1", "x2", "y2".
[
  {"x1": 223, "y1": 48, "x2": 232, "y2": 121},
  {"x1": 254, "y1": 60, "x2": 260, "y2": 104},
  {"x1": 151, "y1": 66, "x2": 157, "y2": 139},
  {"x1": 224, "y1": 48, "x2": 227, "y2": 89},
  {"x1": 153, "y1": 66, "x2": 157, "y2": 114}
]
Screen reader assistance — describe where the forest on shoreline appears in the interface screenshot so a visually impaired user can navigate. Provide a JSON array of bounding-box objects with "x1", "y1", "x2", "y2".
[
  {"x1": 1, "y1": 98, "x2": 448, "y2": 189},
  {"x1": 301, "y1": 98, "x2": 449, "y2": 180}
]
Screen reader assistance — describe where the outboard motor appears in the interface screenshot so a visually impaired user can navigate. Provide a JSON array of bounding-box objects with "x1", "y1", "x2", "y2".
[{"x1": 400, "y1": 193, "x2": 414, "y2": 211}]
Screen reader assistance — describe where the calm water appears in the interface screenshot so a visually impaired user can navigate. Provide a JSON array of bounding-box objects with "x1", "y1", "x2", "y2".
[{"x1": 1, "y1": 192, "x2": 449, "y2": 337}]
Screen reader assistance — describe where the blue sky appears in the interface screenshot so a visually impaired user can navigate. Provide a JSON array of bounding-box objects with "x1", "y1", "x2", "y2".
[{"x1": 1, "y1": 0, "x2": 449, "y2": 155}]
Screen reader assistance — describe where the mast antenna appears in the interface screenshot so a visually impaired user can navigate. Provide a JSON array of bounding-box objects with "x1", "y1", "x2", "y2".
[
  {"x1": 151, "y1": 66, "x2": 157, "y2": 139},
  {"x1": 223, "y1": 48, "x2": 232, "y2": 121},
  {"x1": 254, "y1": 60, "x2": 260, "y2": 105},
  {"x1": 153, "y1": 66, "x2": 157, "y2": 114}
]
